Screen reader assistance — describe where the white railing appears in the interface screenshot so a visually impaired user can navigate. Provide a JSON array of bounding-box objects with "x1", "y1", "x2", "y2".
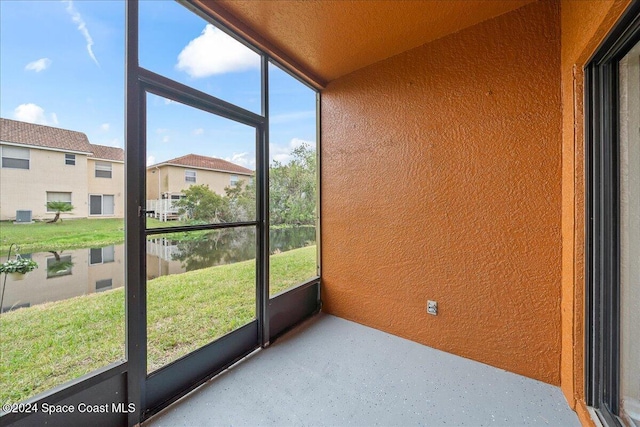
[
  {"x1": 146, "y1": 238, "x2": 180, "y2": 261},
  {"x1": 146, "y1": 199, "x2": 180, "y2": 222}
]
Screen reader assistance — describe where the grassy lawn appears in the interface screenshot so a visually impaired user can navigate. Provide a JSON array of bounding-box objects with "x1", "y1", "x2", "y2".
[
  {"x1": 0, "y1": 245, "x2": 317, "y2": 404},
  {"x1": 0, "y1": 218, "x2": 185, "y2": 253}
]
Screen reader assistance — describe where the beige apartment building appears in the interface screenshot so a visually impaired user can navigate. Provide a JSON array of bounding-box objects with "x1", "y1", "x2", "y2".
[
  {"x1": 145, "y1": 153, "x2": 253, "y2": 220},
  {"x1": 0, "y1": 118, "x2": 124, "y2": 221}
]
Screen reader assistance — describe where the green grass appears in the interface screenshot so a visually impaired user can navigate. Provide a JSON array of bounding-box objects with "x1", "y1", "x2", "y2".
[
  {"x1": 0, "y1": 218, "x2": 183, "y2": 253},
  {"x1": 0, "y1": 245, "x2": 317, "y2": 404}
]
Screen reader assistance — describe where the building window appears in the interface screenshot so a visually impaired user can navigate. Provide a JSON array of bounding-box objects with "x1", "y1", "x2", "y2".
[
  {"x1": 185, "y1": 170, "x2": 196, "y2": 183},
  {"x1": 46, "y1": 192, "x2": 72, "y2": 211},
  {"x1": 90, "y1": 195, "x2": 115, "y2": 216},
  {"x1": 95, "y1": 279, "x2": 113, "y2": 292},
  {"x1": 95, "y1": 162, "x2": 112, "y2": 178},
  {"x1": 90, "y1": 246, "x2": 115, "y2": 265},
  {"x1": 65, "y1": 154, "x2": 76, "y2": 165},
  {"x1": 230, "y1": 175, "x2": 239, "y2": 186},
  {"x1": 46, "y1": 255, "x2": 73, "y2": 278},
  {"x1": 1, "y1": 145, "x2": 29, "y2": 169}
]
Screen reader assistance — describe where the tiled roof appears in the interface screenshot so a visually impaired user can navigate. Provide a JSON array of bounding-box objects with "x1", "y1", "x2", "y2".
[
  {"x1": 152, "y1": 154, "x2": 254, "y2": 175},
  {"x1": 1, "y1": 117, "x2": 93, "y2": 153},
  {"x1": 0, "y1": 118, "x2": 124, "y2": 161},
  {"x1": 90, "y1": 144, "x2": 124, "y2": 162}
]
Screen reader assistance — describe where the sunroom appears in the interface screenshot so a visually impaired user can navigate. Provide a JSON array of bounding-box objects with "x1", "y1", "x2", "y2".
[{"x1": 1, "y1": 1, "x2": 638, "y2": 426}]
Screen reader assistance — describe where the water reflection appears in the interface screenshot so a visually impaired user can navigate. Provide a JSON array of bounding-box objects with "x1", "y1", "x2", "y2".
[
  {"x1": 1, "y1": 227, "x2": 315, "y2": 312},
  {"x1": 1, "y1": 245, "x2": 124, "y2": 313}
]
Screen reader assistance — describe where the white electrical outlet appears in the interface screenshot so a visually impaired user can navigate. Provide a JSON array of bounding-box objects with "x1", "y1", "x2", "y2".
[{"x1": 427, "y1": 300, "x2": 438, "y2": 315}]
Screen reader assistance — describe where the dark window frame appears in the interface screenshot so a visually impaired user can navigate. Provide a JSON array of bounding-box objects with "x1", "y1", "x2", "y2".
[
  {"x1": 46, "y1": 254, "x2": 73, "y2": 279},
  {"x1": 585, "y1": 2, "x2": 640, "y2": 425},
  {"x1": 96, "y1": 279, "x2": 113, "y2": 292}
]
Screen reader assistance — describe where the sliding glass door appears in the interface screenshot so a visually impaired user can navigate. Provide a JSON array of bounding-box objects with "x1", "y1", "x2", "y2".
[{"x1": 586, "y1": 4, "x2": 640, "y2": 426}]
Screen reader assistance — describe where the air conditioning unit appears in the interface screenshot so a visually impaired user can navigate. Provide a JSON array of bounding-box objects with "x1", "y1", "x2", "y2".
[{"x1": 15, "y1": 210, "x2": 32, "y2": 223}]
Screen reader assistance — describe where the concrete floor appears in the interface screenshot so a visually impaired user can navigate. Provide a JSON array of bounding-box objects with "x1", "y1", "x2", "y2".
[{"x1": 145, "y1": 313, "x2": 581, "y2": 427}]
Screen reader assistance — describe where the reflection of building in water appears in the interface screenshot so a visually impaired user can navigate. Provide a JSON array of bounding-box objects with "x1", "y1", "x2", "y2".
[
  {"x1": 1, "y1": 245, "x2": 124, "y2": 312},
  {"x1": 146, "y1": 238, "x2": 184, "y2": 280}
]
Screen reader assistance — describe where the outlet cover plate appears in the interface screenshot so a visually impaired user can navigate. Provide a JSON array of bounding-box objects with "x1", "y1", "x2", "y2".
[{"x1": 427, "y1": 300, "x2": 438, "y2": 315}]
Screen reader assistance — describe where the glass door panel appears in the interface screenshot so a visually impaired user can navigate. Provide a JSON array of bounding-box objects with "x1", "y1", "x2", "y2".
[
  {"x1": 146, "y1": 227, "x2": 256, "y2": 373},
  {"x1": 619, "y1": 39, "x2": 640, "y2": 427},
  {"x1": 144, "y1": 92, "x2": 258, "y2": 374}
]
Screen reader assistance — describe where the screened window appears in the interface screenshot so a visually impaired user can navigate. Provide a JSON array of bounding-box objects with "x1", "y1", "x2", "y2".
[
  {"x1": 46, "y1": 192, "x2": 72, "y2": 211},
  {"x1": 185, "y1": 170, "x2": 196, "y2": 183},
  {"x1": 230, "y1": 175, "x2": 239, "y2": 186},
  {"x1": 46, "y1": 255, "x2": 73, "y2": 278},
  {"x1": 65, "y1": 154, "x2": 76, "y2": 165},
  {"x1": 90, "y1": 246, "x2": 115, "y2": 265},
  {"x1": 95, "y1": 279, "x2": 113, "y2": 292},
  {"x1": 1, "y1": 145, "x2": 29, "y2": 169},
  {"x1": 95, "y1": 162, "x2": 112, "y2": 178}
]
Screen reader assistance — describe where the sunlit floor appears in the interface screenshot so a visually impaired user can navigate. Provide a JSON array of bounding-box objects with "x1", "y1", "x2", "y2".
[{"x1": 144, "y1": 313, "x2": 580, "y2": 427}]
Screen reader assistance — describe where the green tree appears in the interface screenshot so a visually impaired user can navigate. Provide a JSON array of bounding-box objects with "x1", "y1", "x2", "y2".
[
  {"x1": 45, "y1": 202, "x2": 74, "y2": 223},
  {"x1": 269, "y1": 143, "x2": 316, "y2": 226},
  {"x1": 225, "y1": 177, "x2": 255, "y2": 222},
  {"x1": 174, "y1": 185, "x2": 229, "y2": 223}
]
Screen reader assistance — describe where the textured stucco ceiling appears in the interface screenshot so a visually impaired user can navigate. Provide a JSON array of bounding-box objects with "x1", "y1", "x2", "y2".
[{"x1": 196, "y1": 0, "x2": 536, "y2": 86}]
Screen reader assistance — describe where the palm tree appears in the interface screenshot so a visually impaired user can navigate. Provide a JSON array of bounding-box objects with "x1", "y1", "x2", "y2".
[{"x1": 45, "y1": 201, "x2": 74, "y2": 223}]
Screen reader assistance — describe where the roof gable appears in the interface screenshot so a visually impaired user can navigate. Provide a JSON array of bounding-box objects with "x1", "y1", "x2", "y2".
[
  {"x1": 0, "y1": 118, "x2": 124, "y2": 161},
  {"x1": 151, "y1": 154, "x2": 253, "y2": 175},
  {"x1": 89, "y1": 144, "x2": 124, "y2": 162},
  {"x1": 0, "y1": 118, "x2": 93, "y2": 153}
]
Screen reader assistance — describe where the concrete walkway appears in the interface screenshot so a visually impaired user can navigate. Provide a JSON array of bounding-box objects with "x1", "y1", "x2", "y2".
[{"x1": 145, "y1": 313, "x2": 581, "y2": 427}]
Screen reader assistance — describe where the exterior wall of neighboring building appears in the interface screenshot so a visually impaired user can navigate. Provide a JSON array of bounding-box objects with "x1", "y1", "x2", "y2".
[
  {"x1": 559, "y1": 0, "x2": 632, "y2": 423},
  {"x1": 0, "y1": 141, "x2": 124, "y2": 221},
  {"x1": 321, "y1": 1, "x2": 563, "y2": 386},
  {"x1": 1, "y1": 245, "x2": 125, "y2": 311},
  {"x1": 86, "y1": 245, "x2": 125, "y2": 293},
  {"x1": 0, "y1": 144, "x2": 89, "y2": 220},
  {"x1": 145, "y1": 165, "x2": 251, "y2": 200},
  {"x1": 87, "y1": 158, "x2": 125, "y2": 217}
]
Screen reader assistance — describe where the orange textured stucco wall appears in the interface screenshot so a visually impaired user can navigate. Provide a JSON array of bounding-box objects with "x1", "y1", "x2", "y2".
[
  {"x1": 321, "y1": 1, "x2": 562, "y2": 384},
  {"x1": 559, "y1": 0, "x2": 631, "y2": 423}
]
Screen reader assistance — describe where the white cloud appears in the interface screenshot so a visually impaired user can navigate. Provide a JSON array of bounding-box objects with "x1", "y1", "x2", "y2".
[
  {"x1": 62, "y1": 0, "x2": 99, "y2": 66},
  {"x1": 192, "y1": 128, "x2": 204, "y2": 136},
  {"x1": 164, "y1": 98, "x2": 177, "y2": 105},
  {"x1": 270, "y1": 110, "x2": 316, "y2": 124},
  {"x1": 100, "y1": 123, "x2": 110, "y2": 131},
  {"x1": 270, "y1": 138, "x2": 314, "y2": 164},
  {"x1": 25, "y1": 58, "x2": 52, "y2": 72},
  {"x1": 156, "y1": 128, "x2": 168, "y2": 134},
  {"x1": 225, "y1": 152, "x2": 255, "y2": 169},
  {"x1": 106, "y1": 138, "x2": 120, "y2": 148},
  {"x1": 176, "y1": 24, "x2": 259, "y2": 78},
  {"x1": 13, "y1": 103, "x2": 59, "y2": 126},
  {"x1": 162, "y1": 135, "x2": 170, "y2": 143},
  {"x1": 147, "y1": 156, "x2": 156, "y2": 166}
]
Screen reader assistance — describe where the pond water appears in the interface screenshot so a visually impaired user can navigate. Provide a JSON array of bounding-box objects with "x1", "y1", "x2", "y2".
[{"x1": 1, "y1": 226, "x2": 316, "y2": 312}]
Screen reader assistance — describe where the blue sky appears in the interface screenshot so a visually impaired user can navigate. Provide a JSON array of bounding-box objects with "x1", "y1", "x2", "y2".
[{"x1": 0, "y1": 0, "x2": 317, "y2": 170}]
